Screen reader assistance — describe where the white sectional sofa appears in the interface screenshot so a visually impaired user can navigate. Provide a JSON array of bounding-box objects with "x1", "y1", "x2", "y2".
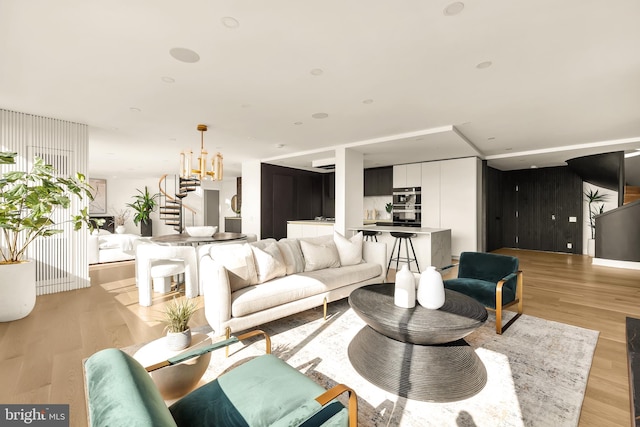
[
  {"x1": 198, "y1": 232, "x2": 387, "y2": 336},
  {"x1": 88, "y1": 230, "x2": 145, "y2": 264}
]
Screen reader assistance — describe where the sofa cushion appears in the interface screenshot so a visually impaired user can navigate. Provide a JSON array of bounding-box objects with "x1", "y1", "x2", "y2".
[
  {"x1": 333, "y1": 231, "x2": 363, "y2": 266},
  {"x1": 249, "y1": 238, "x2": 277, "y2": 251},
  {"x1": 84, "y1": 348, "x2": 177, "y2": 427},
  {"x1": 444, "y1": 277, "x2": 516, "y2": 308},
  {"x1": 300, "y1": 240, "x2": 341, "y2": 272},
  {"x1": 277, "y1": 239, "x2": 305, "y2": 275},
  {"x1": 251, "y1": 242, "x2": 286, "y2": 284},
  {"x1": 169, "y1": 354, "x2": 343, "y2": 427},
  {"x1": 231, "y1": 262, "x2": 382, "y2": 317},
  {"x1": 208, "y1": 243, "x2": 258, "y2": 292}
]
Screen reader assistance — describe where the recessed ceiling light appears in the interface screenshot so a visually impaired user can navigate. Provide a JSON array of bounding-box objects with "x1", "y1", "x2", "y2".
[
  {"x1": 129, "y1": 107, "x2": 141, "y2": 112},
  {"x1": 362, "y1": 99, "x2": 374, "y2": 104},
  {"x1": 443, "y1": 2, "x2": 465, "y2": 16},
  {"x1": 476, "y1": 61, "x2": 493, "y2": 69},
  {"x1": 310, "y1": 68, "x2": 324, "y2": 76},
  {"x1": 505, "y1": 148, "x2": 513, "y2": 151},
  {"x1": 294, "y1": 122, "x2": 303, "y2": 125},
  {"x1": 275, "y1": 144, "x2": 285, "y2": 149},
  {"x1": 169, "y1": 138, "x2": 176, "y2": 141},
  {"x1": 161, "y1": 76, "x2": 175, "y2": 83},
  {"x1": 241, "y1": 104, "x2": 251, "y2": 108},
  {"x1": 221, "y1": 17, "x2": 240, "y2": 29},
  {"x1": 312, "y1": 113, "x2": 329, "y2": 119},
  {"x1": 530, "y1": 165, "x2": 538, "y2": 169},
  {"x1": 169, "y1": 47, "x2": 200, "y2": 63},
  {"x1": 487, "y1": 136, "x2": 496, "y2": 140}
]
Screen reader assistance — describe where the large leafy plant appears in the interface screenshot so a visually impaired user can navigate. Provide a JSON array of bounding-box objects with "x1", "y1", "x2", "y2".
[
  {"x1": 127, "y1": 186, "x2": 159, "y2": 225},
  {"x1": 584, "y1": 188, "x2": 609, "y2": 239},
  {"x1": 0, "y1": 152, "x2": 95, "y2": 263}
]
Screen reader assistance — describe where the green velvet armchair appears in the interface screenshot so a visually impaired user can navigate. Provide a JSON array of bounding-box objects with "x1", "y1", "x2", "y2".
[
  {"x1": 443, "y1": 251, "x2": 523, "y2": 334},
  {"x1": 84, "y1": 330, "x2": 358, "y2": 427}
]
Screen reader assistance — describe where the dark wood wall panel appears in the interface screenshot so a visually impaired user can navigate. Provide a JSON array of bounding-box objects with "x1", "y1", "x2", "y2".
[
  {"x1": 261, "y1": 163, "x2": 327, "y2": 239},
  {"x1": 487, "y1": 166, "x2": 583, "y2": 254}
]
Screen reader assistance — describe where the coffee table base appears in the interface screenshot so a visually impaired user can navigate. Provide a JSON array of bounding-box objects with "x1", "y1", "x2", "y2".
[{"x1": 348, "y1": 326, "x2": 487, "y2": 402}]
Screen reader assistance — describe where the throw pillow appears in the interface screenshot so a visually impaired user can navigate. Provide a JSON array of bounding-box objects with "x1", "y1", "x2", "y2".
[
  {"x1": 277, "y1": 239, "x2": 305, "y2": 275},
  {"x1": 207, "y1": 243, "x2": 258, "y2": 292},
  {"x1": 299, "y1": 240, "x2": 341, "y2": 272},
  {"x1": 333, "y1": 231, "x2": 363, "y2": 266},
  {"x1": 251, "y1": 242, "x2": 286, "y2": 283}
]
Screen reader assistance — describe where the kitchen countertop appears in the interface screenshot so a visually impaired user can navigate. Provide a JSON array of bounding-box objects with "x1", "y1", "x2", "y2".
[
  {"x1": 288, "y1": 220, "x2": 335, "y2": 225},
  {"x1": 350, "y1": 225, "x2": 450, "y2": 235}
]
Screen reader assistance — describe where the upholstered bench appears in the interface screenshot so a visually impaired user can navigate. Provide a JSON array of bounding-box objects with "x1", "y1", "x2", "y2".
[{"x1": 84, "y1": 335, "x2": 357, "y2": 426}]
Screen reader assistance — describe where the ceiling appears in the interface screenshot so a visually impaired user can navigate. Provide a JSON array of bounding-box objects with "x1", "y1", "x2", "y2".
[{"x1": 1, "y1": 1, "x2": 639, "y2": 179}]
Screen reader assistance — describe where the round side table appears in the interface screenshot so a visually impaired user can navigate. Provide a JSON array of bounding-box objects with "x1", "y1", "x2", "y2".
[{"x1": 134, "y1": 332, "x2": 212, "y2": 400}]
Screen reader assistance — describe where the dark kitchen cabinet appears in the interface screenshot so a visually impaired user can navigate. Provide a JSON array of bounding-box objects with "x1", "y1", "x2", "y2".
[{"x1": 364, "y1": 166, "x2": 393, "y2": 196}]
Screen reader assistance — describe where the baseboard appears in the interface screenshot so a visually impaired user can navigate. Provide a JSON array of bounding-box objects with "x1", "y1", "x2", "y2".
[{"x1": 592, "y1": 257, "x2": 640, "y2": 270}]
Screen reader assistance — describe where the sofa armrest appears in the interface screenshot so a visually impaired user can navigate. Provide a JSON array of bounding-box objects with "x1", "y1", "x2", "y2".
[
  {"x1": 362, "y1": 241, "x2": 387, "y2": 282},
  {"x1": 200, "y1": 255, "x2": 233, "y2": 335}
]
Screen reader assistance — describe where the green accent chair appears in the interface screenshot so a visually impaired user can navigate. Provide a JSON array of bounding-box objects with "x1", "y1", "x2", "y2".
[
  {"x1": 83, "y1": 331, "x2": 358, "y2": 427},
  {"x1": 443, "y1": 251, "x2": 523, "y2": 334}
]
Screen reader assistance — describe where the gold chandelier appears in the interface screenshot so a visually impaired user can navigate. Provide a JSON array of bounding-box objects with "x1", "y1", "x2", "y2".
[{"x1": 179, "y1": 124, "x2": 223, "y2": 181}]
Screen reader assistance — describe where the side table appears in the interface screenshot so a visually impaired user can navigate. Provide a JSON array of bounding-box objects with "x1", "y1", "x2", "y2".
[{"x1": 134, "y1": 332, "x2": 212, "y2": 400}]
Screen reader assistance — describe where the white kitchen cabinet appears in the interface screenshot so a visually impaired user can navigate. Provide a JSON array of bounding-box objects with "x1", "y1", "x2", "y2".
[
  {"x1": 393, "y1": 163, "x2": 422, "y2": 188},
  {"x1": 287, "y1": 222, "x2": 334, "y2": 238},
  {"x1": 421, "y1": 161, "x2": 441, "y2": 228}
]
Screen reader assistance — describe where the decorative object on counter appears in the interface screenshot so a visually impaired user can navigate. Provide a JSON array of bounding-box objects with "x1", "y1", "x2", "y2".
[
  {"x1": 112, "y1": 208, "x2": 130, "y2": 234},
  {"x1": 385, "y1": 202, "x2": 393, "y2": 219},
  {"x1": 372, "y1": 208, "x2": 378, "y2": 219},
  {"x1": 127, "y1": 186, "x2": 159, "y2": 237},
  {"x1": 162, "y1": 297, "x2": 198, "y2": 351},
  {"x1": 364, "y1": 209, "x2": 371, "y2": 220},
  {"x1": 185, "y1": 226, "x2": 217, "y2": 237},
  {"x1": 417, "y1": 266, "x2": 445, "y2": 309},
  {"x1": 394, "y1": 265, "x2": 416, "y2": 308}
]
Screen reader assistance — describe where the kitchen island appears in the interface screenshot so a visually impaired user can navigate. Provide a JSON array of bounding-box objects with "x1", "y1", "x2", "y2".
[{"x1": 349, "y1": 225, "x2": 451, "y2": 270}]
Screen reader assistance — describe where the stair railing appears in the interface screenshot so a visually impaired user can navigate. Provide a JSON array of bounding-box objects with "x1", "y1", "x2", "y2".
[{"x1": 158, "y1": 174, "x2": 199, "y2": 233}]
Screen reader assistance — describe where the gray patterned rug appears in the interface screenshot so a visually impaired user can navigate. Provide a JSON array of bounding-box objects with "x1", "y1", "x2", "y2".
[{"x1": 197, "y1": 299, "x2": 598, "y2": 426}]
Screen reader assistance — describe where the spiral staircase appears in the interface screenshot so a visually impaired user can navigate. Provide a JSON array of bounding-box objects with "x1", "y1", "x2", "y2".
[{"x1": 158, "y1": 174, "x2": 199, "y2": 233}]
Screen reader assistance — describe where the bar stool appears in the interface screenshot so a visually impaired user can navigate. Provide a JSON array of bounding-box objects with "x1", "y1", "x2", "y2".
[
  {"x1": 362, "y1": 229, "x2": 381, "y2": 242},
  {"x1": 386, "y1": 232, "x2": 420, "y2": 278}
]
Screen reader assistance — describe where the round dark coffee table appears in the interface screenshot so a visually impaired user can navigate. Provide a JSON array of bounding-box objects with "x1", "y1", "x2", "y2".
[{"x1": 348, "y1": 283, "x2": 488, "y2": 402}]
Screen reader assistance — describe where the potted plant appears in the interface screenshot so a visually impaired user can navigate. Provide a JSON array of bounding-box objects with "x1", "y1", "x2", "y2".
[
  {"x1": 112, "y1": 208, "x2": 130, "y2": 234},
  {"x1": 162, "y1": 297, "x2": 198, "y2": 351},
  {"x1": 584, "y1": 188, "x2": 609, "y2": 257},
  {"x1": 0, "y1": 152, "x2": 95, "y2": 321},
  {"x1": 385, "y1": 202, "x2": 393, "y2": 219},
  {"x1": 127, "y1": 186, "x2": 159, "y2": 237}
]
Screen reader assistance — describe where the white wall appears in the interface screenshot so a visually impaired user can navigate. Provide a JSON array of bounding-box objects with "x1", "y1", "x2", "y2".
[
  {"x1": 242, "y1": 160, "x2": 262, "y2": 238},
  {"x1": 582, "y1": 182, "x2": 617, "y2": 254},
  {"x1": 335, "y1": 147, "x2": 363, "y2": 235}
]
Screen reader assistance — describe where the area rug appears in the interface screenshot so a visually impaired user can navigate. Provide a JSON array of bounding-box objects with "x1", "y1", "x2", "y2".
[{"x1": 203, "y1": 300, "x2": 598, "y2": 426}]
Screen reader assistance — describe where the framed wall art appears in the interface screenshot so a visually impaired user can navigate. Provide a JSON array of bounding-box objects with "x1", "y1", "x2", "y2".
[{"x1": 89, "y1": 178, "x2": 107, "y2": 214}]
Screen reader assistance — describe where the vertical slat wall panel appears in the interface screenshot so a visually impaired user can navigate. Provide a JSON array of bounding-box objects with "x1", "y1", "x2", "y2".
[{"x1": 0, "y1": 109, "x2": 89, "y2": 295}]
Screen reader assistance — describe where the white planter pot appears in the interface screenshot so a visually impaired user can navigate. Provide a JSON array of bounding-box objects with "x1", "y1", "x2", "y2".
[
  {"x1": 166, "y1": 328, "x2": 192, "y2": 351},
  {"x1": 0, "y1": 260, "x2": 36, "y2": 322},
  {"x1": 587, "y1": 239, "x2": 595, "y2": 257},
  {"x1": 115, "y1": 225, "x2": 126, "y2": 234}
]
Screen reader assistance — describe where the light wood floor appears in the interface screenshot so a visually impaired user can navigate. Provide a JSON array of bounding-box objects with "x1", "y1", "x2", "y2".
[{"x1": 0, "y1": 249, "x2": 636, "y2": 426}]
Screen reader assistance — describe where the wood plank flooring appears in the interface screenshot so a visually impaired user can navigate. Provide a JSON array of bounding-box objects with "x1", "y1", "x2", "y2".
[{"x1": 0, "y1": 249, "x2": 636, "y2": 426}]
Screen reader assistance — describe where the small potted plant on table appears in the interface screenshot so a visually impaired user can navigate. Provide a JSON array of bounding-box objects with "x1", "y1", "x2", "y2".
[
  {"x1": 162, "y1": 297, "x2": 198, "y2": 351},
  {"x1": 385, "y1": 202, "x2": 393, "y2": 219}
]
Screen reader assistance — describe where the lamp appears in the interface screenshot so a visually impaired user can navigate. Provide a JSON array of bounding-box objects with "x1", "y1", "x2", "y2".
[{"x1": 180, "y1": 124, "x2": 223, "y2": 181}]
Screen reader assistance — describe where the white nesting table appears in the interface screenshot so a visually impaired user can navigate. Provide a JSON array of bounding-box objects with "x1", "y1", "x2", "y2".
[{"x1": 133, "y1": 332, "x2": 212, "y2": 400}]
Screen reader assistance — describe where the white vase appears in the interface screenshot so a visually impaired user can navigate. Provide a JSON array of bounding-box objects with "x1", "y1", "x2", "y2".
[
  {"x1": 417, "y1": 266, "x2": 445, "y2": 310},
  {"x1": 115, "y1": 225, "x2": 126, "y2": 234},
  {"x1": 394, "y1": 265, "x2": 416, "y2": 308},
  {"x1": 166, "y1": 328, "x2": 192, "y2": 351},
  {"x1": 0, "y1": 260, "x2": 36, "y2": 322}
]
